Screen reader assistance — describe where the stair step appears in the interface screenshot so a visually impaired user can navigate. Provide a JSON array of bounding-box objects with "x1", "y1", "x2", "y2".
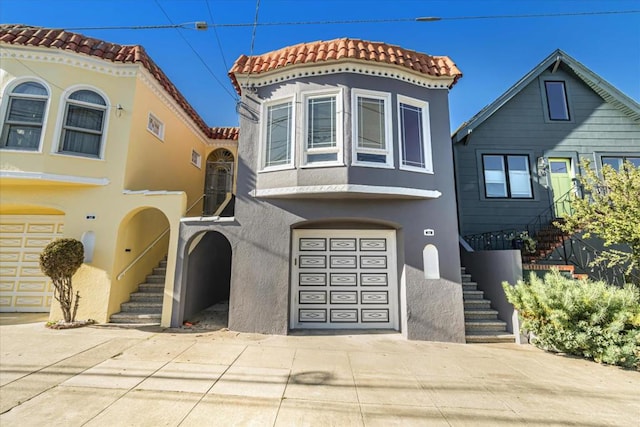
[
  {"x1": 462, "y1": 290, "x2": 484, "y2": 300},
  {"x1": 109, "y1": 312, "x2": 162, "y2": 324},
  {"x1": 159, "y1": 260, "x2": 167, "y2": 268},
  {"x1": 466, "y1": 332, "x2": 516, "y2": 343},
  {"x1": 464, "y1": 299, "x2": 491, "y2": 309},
  {"x1": 145, "y1": 274, "x2": 165, "y2": 284},
  {"x1": 462, "y1": 282, "x2": 478, "y2": 291},
  {"x1": 463, "y1": 309, "x2": 499, "y2": 320},
  {"x1": 138, "y1": 283, "x2": 164, "y2": 292},
  {"x1": 120, "y1": 301, "x2": 163, "y2": 313},
  {"x1": 465, "y1": 320, "x2": 508, "y2": 332},
  {"x1": 153, "y1": 267, "x2": 167, "y2": 275},
  {"x1": 461, "y1": 273, "x2": 473, "y2": 282},
  {"x1": 130, "y1": 292, "x2": 164, "y2": 302}
]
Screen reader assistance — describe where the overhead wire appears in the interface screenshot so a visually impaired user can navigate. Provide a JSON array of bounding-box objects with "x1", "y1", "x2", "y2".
[
  {"x1": 55, "y1": 10, "x2": 640, "y2": 31},
  {"x1": 205, "y1": 0, "x2": 231, "y2": 74},
  {"x1": 153, "y1": 0, "x2": 238, "y2": 101}
]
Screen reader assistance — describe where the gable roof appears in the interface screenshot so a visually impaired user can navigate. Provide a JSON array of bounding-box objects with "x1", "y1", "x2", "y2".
[
  {"x1": 0, "y1": 24, "x2": 237, "y2": 140},
  {"x1": 229, "y1": 38, "x2": 462, "y2": 94},
  {"x1": 452, "y1": 49, "x2": 640, "y2": 143}
]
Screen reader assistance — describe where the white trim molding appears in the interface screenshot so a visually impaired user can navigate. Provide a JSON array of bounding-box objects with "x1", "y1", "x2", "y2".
[
  {"x1": 250, "y1": 184, "x2": 441, "y2": 199},
  {"x1": 0, "y1": 170, "x2": 109, "y2": 185}
]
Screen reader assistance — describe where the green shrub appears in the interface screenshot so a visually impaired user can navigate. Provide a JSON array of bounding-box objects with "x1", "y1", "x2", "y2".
[
  {"x1": 503, "y1": 270, "x2": 640, "y2": 368},
  {"x1": 40, "y1": 238, "x2": 84, "y2": 323}
]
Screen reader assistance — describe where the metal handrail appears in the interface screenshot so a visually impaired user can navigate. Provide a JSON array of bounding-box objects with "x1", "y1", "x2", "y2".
[
  {"x1": 116, "y1": 194, "x2": 205, "y2": 281},
  {"x1": 117, "y1": 228, "x2": 169, "y2": 280}
]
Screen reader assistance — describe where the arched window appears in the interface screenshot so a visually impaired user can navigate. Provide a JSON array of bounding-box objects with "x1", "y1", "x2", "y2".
[
  {"x1": 1, "y1": 81, "x2": 49, "y2": 151},
  {"x1": 59, "y1": 89, "x2": 107, "y2": 157}
]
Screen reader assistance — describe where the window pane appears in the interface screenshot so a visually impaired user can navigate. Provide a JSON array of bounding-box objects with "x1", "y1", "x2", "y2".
[
  {"x1": 602, "y1": 157, "x2": 622, "y2": 171},
  {"x1": 307, "y1": 97, "x2": 336, "y2": 150},
  {"x1": 400, "y1": 103, "x2": 424, "y2": 168},
  {"x1": 627, "y1": 158, "x2": 640, "y2": 168},
  {"x1": 545, "y1": 81, "x2": 569, "y2": 120},
  {"x1": 66, "y1": 105, "x2": 104, "y2": 131},
  {"x1": 483, "y1": 155, "x2": 507, "y2": 197},
  {"x1": 357, "y1": 97, "x2": 385, "y2": 150},
  {"x1": 12, "y1": 82, "x2": 47, "y2": 96},
  {"x1": 266, "y1": 102, "x2": 292, "y2": 167},
  {"x1": 357, "y1": 153, "x2": 387, "y2": 163},
  {"x1": 549, "y1": 161, "x2": 568, "y2": 173},
  {"x1": 69, "y1": 90, "x2": 106, "y2": 105},
  {"x1": 62, "y1": 130, "x2": 101, "y2": 156},
  {"x1": 507, "y1": 155, "x2": 528, "y2": 172},
  {"x1": 7, "y1": 98, "x2": 45, "y2": 123},
  {"x1": 307, "y1": 153, "x2": 337, "y2": 163},
  {"x1": 1, "y1": 125, "x2": 41, "y2": 150},
  {"x1": 507, "y1": 156, "x2": 532, "y2": 197}
]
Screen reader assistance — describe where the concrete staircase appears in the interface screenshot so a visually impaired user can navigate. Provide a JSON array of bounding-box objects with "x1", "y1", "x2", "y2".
[
  {"x1": 462, "y1": 267, "x2": 515, "y2": 344},
  {"x1": 522, "y1": 220, "x2": 571, "y2": 264},
  {"x1": 109, "y1": 258, "x2": 166, "y2": 324}
]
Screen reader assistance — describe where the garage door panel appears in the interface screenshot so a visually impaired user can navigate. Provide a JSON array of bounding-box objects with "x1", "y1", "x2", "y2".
[
  {"x1": 291, "y1": 229, "x2": 398, "y2": 330},
  {"x1": 0, "y1": 215, "x2": 63, "y2": 312}
]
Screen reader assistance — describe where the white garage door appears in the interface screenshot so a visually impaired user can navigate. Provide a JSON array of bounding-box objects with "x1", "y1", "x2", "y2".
[
  {"x1": 0, "y1": 215, "x2": 64, "y2": 312},
  {"x1": 290, "y1": 229, "x2": 398, "y2": 330}
]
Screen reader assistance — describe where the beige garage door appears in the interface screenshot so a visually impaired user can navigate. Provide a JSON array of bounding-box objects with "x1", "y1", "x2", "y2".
[
  {"x1": 290, "y1": 229, "x2": 399, "y2": 330},
  {"x1": 0, "y1": 215, "x2": 64, "y2": 312}
]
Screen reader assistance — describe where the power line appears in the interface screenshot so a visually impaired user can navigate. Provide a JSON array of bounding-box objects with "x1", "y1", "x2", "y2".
[
  {"x1": 205, "y1": 0, "x2": 231, "y2": 74},
  {"x1": 54, "y1": 10, "x2": 640, "y2": 31},
  {"x1": 153, "y1": 0, "x2": 238, "y2": 101}
]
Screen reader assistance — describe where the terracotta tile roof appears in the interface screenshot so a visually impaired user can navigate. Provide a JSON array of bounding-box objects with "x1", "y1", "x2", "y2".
[
  {"x1": 210, "y1": 127, "x2": 239, "y2": 141},
  {"x1": 0, "y1": 24, "x2": 234, "y2": 140},
  {"x1": 229, "y1": 38, "x2": 462, "y2": 94}
]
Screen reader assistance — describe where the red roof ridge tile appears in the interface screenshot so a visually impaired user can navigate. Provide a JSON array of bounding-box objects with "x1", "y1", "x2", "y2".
[
  {"x1": 0, "y1": 24, "x2": 233, "y2": 141},
  {"x1": 229, "y1": 37, "x2": 462, "y2": 94}
]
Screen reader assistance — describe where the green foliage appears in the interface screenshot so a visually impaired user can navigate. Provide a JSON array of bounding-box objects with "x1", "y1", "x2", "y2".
[
  {"x1": 39, "y1": 238, "x2": 84, "y2": 323},
  {"x1": 503, "y1": 270, "x2": 640, "y2": 368},
  {"x1": 558, "y1": 160, "x2": 640, "y2": 279}
]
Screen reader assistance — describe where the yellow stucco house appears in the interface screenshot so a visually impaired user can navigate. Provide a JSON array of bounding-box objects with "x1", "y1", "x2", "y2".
[{"x1": 0, "y1": 25, "x2": 238, "y2": 325}]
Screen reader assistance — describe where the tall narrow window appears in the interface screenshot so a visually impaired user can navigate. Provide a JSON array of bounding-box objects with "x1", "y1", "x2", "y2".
[
  {"x1": 482, "y1": 154, "x2": 533, "y2": 198},
  {"x1": 59, "y1": 90, "x2": 107, "y2": 158},
  {"x1": 398, "y1": 95, "x2": 432, "y2": 172},
  {"x1": 304, "y1": 93, "x2": 341, "y2": 165},
  {"x1": 353, "y1": 89, "x2": 392, "y2": 167},
  {"x1": 1, "y1": 81, "x2": 48, "y2": 151},
  {"x1": 544, "y1": 81, "x2": 570, "y2": 121},
  {"x1": 263, "y1": 100, "x2": 293, "y2": 169}
]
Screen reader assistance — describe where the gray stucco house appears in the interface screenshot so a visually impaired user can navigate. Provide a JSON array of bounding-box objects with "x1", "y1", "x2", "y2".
[
  {"x1": 453, "y1": 49, "x2": 640, "y2": 248},
  {"x1": 172, "y1": 38, "x2": 468, "y2": 342}
]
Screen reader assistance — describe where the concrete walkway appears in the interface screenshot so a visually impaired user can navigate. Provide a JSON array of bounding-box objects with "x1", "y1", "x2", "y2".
[{"x1": 0, "y1": 314, "x2": 638, "y2": 426}]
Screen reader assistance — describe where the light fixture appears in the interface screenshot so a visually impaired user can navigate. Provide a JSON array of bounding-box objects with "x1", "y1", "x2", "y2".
[
  {"x1": 115, "y1": 104, "x2": 124, "y2": 117},
  {"x1": 537, "y1": 157, "x2": 548, "y2": 176}
]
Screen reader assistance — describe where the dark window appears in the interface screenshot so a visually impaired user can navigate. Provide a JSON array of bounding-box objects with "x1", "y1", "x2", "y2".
[
  {"x1": 1, "y1": 82, "x2": 48, "y2": 151},
  {"x1": 544, "y1": 81, "x2": 570, "y2": 121},
  {"x1": 482, "y1": 154, "x2": 533, "y2": 198},
  {"x1": 399, "y1": 102, "x2": 427, "y2": 169}
]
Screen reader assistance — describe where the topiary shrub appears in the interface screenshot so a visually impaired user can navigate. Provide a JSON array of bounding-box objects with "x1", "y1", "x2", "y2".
[
  {"x1": 503, "y1": 270, "x2": 640, "y2": 369},
  {"x1": 39, "y1": 238, "x2": 84, "y2": 323}
]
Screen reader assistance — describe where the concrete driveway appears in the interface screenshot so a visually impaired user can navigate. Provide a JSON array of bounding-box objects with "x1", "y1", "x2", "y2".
[{"x1": 0, "y1": 314, "x2": 638, "y2": 426}]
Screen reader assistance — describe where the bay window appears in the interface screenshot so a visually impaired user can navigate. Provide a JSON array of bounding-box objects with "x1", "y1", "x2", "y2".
[
  {"x1": 263, "y1": 99, "x2": 294, "y2": 170},
  {"x1": 353, "y1": 89, "x2": 392, "y2": 167},
  {"x1": 303, "y1": 92, "x2": 342, "y2": 166},
  {"x1": 398, "y1": 95, "x2": 432, "y2": 173}
]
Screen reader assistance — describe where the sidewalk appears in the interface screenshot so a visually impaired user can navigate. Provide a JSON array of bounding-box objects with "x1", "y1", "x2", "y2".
[{"x1": 0, "y1": 314, "x2": 638, "y2": 426}]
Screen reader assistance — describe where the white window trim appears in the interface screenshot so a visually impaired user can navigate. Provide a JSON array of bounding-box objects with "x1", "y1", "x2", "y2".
[
  {"x1": 53, "y1": 84, "x2": 110, "y2": 160},
  {"x1": 397, "y1": 95, "x2": 433, "y2": 174},
  {"x1": 191, "y1": 149, "x2": 202, "y2": 169},
  {"x1": 0, "y1": 77, "x2": 52, "y2": 154},
  {"x1": 147, "y1": 112, "x2": 165, "y2": 141},
  {"x1": 300, "y1": 88, "x2": 344, "y2": 168},
  {"x1": 351, "y1": 88, "x2": 394, "y2": 169},
  {"x1": 259, "y1": 95, "x2": 296, "y2": 172}
]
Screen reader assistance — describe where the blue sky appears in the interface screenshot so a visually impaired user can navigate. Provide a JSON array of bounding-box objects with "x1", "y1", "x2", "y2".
[{"x1": 2, "y1": 0, "x2": 639, "y2": 130}]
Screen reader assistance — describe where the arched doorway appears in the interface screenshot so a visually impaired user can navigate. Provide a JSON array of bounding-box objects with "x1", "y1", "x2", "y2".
[
  {"x1": 183, "y1": 231, "x2": 232, "y2": 326},
  {"x1": 204, "y1": 149, "x2": 234, "y2": 216}
]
